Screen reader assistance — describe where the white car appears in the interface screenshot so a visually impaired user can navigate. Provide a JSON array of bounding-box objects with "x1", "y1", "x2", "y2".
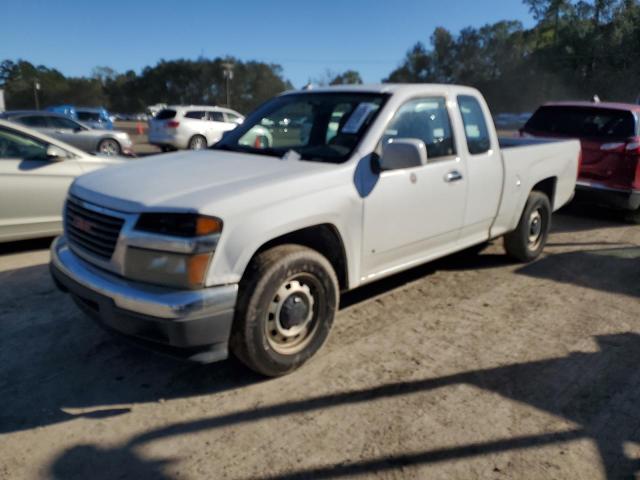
[
  {"x1": 51, "y1": 84, "x2": 580, "y2": 376},
  {"x1": 148, "y1": 105, "x2": 245, "y2": 151},
  {"x1": 0, "y1": 119, "x2": 126, "y2": 242}
]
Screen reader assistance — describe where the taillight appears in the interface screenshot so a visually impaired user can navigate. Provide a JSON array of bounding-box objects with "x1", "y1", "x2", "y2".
[
  {"x1": 625, "y1": 140, "x2": 640, "y2": 154},
  {"x1": 626, "y1": 139, "x2": 640, "y2": 188},
  {"x1": 167, "y1": 120, "x2": 180, "y2": 128}
]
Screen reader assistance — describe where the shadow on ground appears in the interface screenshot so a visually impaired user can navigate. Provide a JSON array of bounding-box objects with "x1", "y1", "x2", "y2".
[
  {"x1": 1, "y1": 210, "x2": 636, "y2": 437},
  {"x1": 47, "y1": 333, "x2": 640, "y2": 479},
  {"x1": 0, "y1": 209, "x2": 637, "y2": 478},
  {"x1": 518, "y1": 246, "x2": 640, "y2": 298}
]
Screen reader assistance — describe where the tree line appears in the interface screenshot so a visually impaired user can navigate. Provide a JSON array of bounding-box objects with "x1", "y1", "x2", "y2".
[
  {"x1": 1, "y1": 0, "x2": 639, "y2": 114},
  {"x1": 387, "y1": 0, "x2": 640, "y2": 111}
]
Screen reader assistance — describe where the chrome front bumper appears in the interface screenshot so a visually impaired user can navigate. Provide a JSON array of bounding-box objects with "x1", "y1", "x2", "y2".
[{"x1": 50, "y1": 236, "x2": 238, "y2": 361}]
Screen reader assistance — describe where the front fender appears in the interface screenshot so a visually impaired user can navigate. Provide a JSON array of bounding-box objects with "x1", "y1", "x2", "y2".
[{"x1": 204, "y1": 182, "x2": 362, "y2": 288}]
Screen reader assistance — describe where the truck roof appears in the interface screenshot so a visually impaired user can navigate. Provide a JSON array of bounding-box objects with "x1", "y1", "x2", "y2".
[
  {"x1": 284, "y1": 83, "x2": 479, "y2": 96},
  {"x1": 543, "y1": 101, "x2": 640, "y2": 113}
]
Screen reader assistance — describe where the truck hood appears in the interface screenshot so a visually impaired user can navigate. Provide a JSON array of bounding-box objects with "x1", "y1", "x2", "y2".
[{"x1": 70, "y1": 149, "x2": 344, "y2": 214}]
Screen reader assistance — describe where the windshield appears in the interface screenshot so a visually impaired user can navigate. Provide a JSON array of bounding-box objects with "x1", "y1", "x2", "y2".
[{"x1": 213, "y1": 92, "x2": 388, "y2": 163}]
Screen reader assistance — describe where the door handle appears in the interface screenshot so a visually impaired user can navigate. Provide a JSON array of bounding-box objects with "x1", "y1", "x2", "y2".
[{"x1": 445, "y1": 170, "x2": 463, "y2": 183}]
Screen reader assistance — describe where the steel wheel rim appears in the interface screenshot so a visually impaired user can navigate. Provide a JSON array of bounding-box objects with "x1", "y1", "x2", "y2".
[
  {"x1": 99, "y1": 139, "x2": 119, "y2": 155},
  {"x1": 190, "y1": 137, "x2": 206, "y2": 150},
  {"x1": 265, "y1": 274, "x2": 321, "y2": 355},
  {"x1": 528, "y1": 208, "x2": 544, "y2": 250}
]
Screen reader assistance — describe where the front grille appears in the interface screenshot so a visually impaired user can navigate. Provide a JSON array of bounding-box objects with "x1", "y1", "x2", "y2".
[{"x1": 64, "y1": 197, "x2": 124, "y2": 260}]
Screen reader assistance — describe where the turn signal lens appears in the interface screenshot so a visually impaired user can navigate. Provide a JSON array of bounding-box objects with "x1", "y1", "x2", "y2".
[
  {"x1": 187, "y1": 253, "x2": 212, "y2": 286},
  {"x1": 195, "y1": 217, "x2": 223, "y2": 236}
]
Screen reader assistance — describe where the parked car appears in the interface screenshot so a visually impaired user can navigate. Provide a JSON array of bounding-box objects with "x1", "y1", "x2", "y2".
[
  {"x1": 0, "y1": 119, "x2": 126, "y2": 242},
  {"x1": 47, "y1": 105, "x2": 114, "y2": 130},
  {"x1": 1, "y1": 111, "x2": 133, "y2": 156},
  {"x1": 148, "y1": 105, "x2": 244, "y2": 151},
  {"x1": 75, "y1": 107, "x2": 114, "y2": 130},
  {"x1": 522, "y1": 101, "x2": 640, "y2": 222},
  {"x1": 50, "y1": 84, "x2": 580, "y2": 376}
]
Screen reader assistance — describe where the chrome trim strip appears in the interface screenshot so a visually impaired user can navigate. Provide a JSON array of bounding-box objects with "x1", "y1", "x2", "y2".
[
  {"x1": 51, "y1": 237, "x2": 237, "y2": 320},
  {"x1": 124, "y1": 230, "x2": 220, "y2": 254}
]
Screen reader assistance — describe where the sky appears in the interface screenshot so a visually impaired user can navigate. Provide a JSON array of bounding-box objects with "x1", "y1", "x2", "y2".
[{"x1": 1, "y1": 0, "x2": 534, "y2": 87}]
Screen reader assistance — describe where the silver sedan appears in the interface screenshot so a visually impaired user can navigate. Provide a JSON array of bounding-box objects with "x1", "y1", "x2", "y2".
[
  {"x1": 0, "y1": 111, "x2": 133, "y2": 156},
  {"x1": 0, "y1": 119, "x2": 127, "y2": 242}
]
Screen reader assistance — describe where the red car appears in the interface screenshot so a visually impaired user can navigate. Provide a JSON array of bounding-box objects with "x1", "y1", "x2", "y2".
[{"x1": 522, "y1": 101, "x2": 640, "y2": 222}]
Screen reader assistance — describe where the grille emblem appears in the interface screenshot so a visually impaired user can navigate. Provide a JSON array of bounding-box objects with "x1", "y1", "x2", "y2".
[{"x1": 71, "y1": 216, "x2": 94, "y2": 234}]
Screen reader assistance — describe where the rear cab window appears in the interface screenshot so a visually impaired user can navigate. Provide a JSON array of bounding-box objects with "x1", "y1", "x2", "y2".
[
  {"x1": 458, "y1": 95, "x2": 492, "y2": 154},
  {"x1": 525, "y1": 106, "x2": 638, "y2": 139}
]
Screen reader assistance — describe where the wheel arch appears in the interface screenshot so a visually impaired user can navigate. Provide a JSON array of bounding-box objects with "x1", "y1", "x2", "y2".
[
  {"x1": 531, "y1": 176, "x2": 557, "y2": 207},
  {"x1": 247, "y1": 223, "x2": 349, "y2": 291}
]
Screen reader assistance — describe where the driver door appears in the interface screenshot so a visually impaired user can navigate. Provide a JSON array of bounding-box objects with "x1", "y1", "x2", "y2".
[
  {"x1": 0, "y1": 126, "x2": 82, "y2": 240},
  {"x1": 361, "y1": 97, "x2": 468, "y2": 279}
]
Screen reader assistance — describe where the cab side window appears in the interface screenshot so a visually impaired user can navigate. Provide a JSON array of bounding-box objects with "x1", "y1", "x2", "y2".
[
  {"x1": 382, "y1": 97, "x2": 456, "y2": 160},
  {"x1": 0, "y1": 127, "x2": 49, "y2": 160},
  {"x1": 458, "y1": 95, "x2": 491, "y2": 155}
]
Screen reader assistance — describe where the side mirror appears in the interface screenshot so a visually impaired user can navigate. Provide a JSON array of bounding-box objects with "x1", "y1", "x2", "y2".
[
  {"x1": 46, "y1": 145, "x2": 69, "y2": 161},
  {"x1": 379, "y1": 138, "x2": 428, "y2": 171}
]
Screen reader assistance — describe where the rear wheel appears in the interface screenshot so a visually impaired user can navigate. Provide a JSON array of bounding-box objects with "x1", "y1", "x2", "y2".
[
  {"x1": 97, "y1": 138, "x2": 121, "y2": 156},
  {"x1": 188, "y1": 135, "x2": 207, "y2": 150},
  {"x1": 504, "y1": 191, "x2": 551, "y2": 262},
  {"x1": 231, "y1": 244, "x2": 339, "y2": 377}
]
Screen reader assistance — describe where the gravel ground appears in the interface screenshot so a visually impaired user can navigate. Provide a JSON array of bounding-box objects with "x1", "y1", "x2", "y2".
[{"x1": 1, "y1": 204, "x2": 639, "y2": 480}]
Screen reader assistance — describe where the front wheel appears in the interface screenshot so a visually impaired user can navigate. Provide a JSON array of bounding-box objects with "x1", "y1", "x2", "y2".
[
  {"x1": 503, "y1": 191, "x2": 551, "y2": 262},
  {"x1": 231, "y1": 245, "x2": 339, "y2": 377},
  {"x1": 97, "y1": 138, "x2": 121, "y2": 156}
]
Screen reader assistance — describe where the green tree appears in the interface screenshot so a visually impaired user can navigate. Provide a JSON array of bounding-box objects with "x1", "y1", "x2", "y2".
[{"x1": 329, "y1": 70, "x2": 363, "y2": 85}]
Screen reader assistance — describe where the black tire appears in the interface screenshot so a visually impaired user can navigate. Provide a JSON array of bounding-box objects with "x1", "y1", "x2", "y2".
[
  {"x1": 503, "y1": 191, "x2": 551, "y2": 262},
  {"x1": 188, "y1": 135, "x2": 207, "y2": 150},
  {"x1": 231, "y1": 244, "x2": 339, "y2": 377},
  {"x1": 160, "y1": 145, "x2": 174, "y2": 153},
  {"x1": 97, "y1": 138, "x2": 121, "y2": 156}
]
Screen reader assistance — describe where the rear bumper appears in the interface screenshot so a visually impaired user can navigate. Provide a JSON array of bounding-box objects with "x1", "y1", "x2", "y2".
[
  {"x1": 148, "y1": 131, "x2": 188, "y2": 149},
  {"x1": 50, "y1": 236, "x2": 238, "y2": 363},
  {"x1": 575, "y1": 181, "x2": 640, "y2": 211}
]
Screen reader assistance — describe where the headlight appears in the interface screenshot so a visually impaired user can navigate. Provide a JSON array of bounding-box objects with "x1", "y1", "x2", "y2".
[
  {"x1": 135, "y1": 213, "x2": 222, "y2": 237},
  {"x1": 125, "y1": 247, "x2": 212, "y2": 289},
  {"x1": 125, "y1": 213, "x2": 223, "y2": 288}
]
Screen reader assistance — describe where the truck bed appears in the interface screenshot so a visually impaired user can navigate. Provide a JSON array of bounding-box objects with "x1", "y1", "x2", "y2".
[{"x1": 490, "y1": 136, "x2": 581, "y2": 239}]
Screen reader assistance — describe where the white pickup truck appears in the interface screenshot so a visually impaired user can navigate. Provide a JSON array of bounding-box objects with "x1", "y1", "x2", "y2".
[{"x1": 50, "y1": 84, "x2": 580, "y2": 376}]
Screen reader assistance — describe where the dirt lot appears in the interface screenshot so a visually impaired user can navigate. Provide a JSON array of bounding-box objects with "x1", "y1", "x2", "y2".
[{"x1": 1, "y1": 204, "x2": 639, "y2": 480}]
